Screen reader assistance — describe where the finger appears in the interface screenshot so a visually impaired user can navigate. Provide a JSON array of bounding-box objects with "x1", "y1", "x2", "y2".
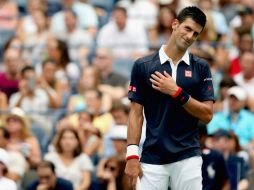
[
  {"x1": 132, "y1": 177, "x2": 137, "y2": 190},
  {"x1": 151, "y1": 83, "x2": 160, "y2": 91},
  {"x1": 163, "y1": 71, "x2": 171, "y2": 78},
  {"x1": 154, "y1": 71, "x2": 165, "y2": 78},
  {"x1": 150, "y1": 74, "x2": 161, "y2": 82},
  {"x1": 149, "y1": 78, "x2": 160, "y2": 86}
]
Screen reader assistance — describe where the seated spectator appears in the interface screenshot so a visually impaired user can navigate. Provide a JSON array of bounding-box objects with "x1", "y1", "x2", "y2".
[
  {"x1": 26, "y1": 160, "x2": 73, "y2": 190},
  {"x1": 21, "y1": 8, "x2": 51, "y2": 66},
  {"x1": 208, "y1": 86, "x2": 254, "y2": 147},
  {"x1": 0, "y1": 48, "x2": 22, "y2": 100},
  {"x1": 90, "y1": 155, "x2": 131, "y2": 190},
  {"x1": 92, "y1": 47, "x2": 128, "y2": 100},
  {"x1": 58, "y1": 8, "x2": 93, "y2": 68},
  {"x1": 211, "y1": 129, "x2": 250, "y2": 190},
  {"x1": 148, "y1": 6, "x2": 176, "y2": 51},
  {"x1": 0, "y1": 1, "x2": 19, "y2": 30},
  {"x1": 233, "y1": 51, "x2": 254, "y2": 111},
  {"x1": 0, "y1": 148, "x2": 17, "y2": 190},
  {"x1": 103, "y1": 101, "x2": 129, "y2": 158},
  {"x1": 78, "y1": 110, "x2": 101, "y2": 165},
  {"x1": 50, "y1": 0, "x2": 98, "y2": 38},
  {"x1": 4, "y1": 107, "x2": 41, "y2": 168},
  {"x1": 0, "y1": 127, "x2": 26, "y2": 183},
  {"x1": 67, "y1": 66, "x2": 112, "y2": 113},
  {"x1": 96, "y1": 6, "x2": 148, "y2": 60},
  {"x1": 199, "y1": 126, "x2": 230, "y2": 190},
  {"x1": 45, "y1": 128, "x2": 94, "y2": 190}
]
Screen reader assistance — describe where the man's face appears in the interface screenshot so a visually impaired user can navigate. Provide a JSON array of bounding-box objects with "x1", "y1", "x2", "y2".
[
  {"x1": 172, "y1": 18, "x2": 203, "y2": 51},
  {"x1": 37, "y1": 167, "x2": 56, "y2": 190},
  {"x1": 3, "y1": 49, "x2": 21, "y2": 75}
]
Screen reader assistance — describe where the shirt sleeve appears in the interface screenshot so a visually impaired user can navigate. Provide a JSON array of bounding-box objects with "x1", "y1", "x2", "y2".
[
  {"x1": 128, "y1": 60, "x2": 146, "y2": 105},
  {"x1": 198, "y1": 61, "x2": 215, "y2": 102}
]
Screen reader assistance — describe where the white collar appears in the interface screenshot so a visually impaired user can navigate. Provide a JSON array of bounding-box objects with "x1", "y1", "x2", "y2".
[{"x1": 159, "y1": 45, "x2": 190, "y2": 65}]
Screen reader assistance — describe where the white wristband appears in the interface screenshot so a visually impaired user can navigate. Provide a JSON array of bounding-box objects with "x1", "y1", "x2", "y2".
[{"x1": 126, "y1": 144, "x2": 139, "y2": 157}]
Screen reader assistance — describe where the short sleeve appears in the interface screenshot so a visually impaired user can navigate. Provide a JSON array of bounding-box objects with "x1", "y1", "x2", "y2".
[
  {"x1": 79, "y1": 153, "x2": 94, "y2": 172},
  {"x1": 128, "y1": 60, "x2": 146, "y2": 105},
  {"x1": 198, "y1": 62, "x2": 215, "y2": 102}
]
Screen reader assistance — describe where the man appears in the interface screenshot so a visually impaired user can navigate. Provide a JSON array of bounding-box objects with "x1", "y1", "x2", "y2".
[
  {"x1": 125, "y1": 6, "x2": 214, "y2": 190},
  {"x1": 0, "y1": 48, "x2": 21, "y2": 99},
  {"x1": 92, "y1": 47, "x2": 128, "y2": 100},
  {"x1": 26, "y1": 160, "x2": 73, "y2": 190},
  {"x1": 208, "y1": 86, "x2": 254, "y2": 147}
]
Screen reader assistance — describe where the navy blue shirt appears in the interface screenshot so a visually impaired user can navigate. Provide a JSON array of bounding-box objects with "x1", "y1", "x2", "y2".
[
  {"x1": 26, "y1": 177, "x2": 73, "y2": 190},
  {"x1": 202, "y1": 148, "x2": 229, "y2": 190},
  {"x1": 128, "y1": 51, "x2": 214, "y2": 164}
]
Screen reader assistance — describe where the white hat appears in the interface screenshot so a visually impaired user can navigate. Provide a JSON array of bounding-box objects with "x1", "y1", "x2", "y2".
[
  {"x1": 0, "y1": 148, "x2": 9, "y2": 167},
  {"x1": 6, "y1": 107, "x2": 29, "y2": 126},
  {"x1": 110, "y1": 125, "x2": 128, "y2": 140},
  {"x1": 228, "y1": 86, "x2": 247, "y2": 101}
]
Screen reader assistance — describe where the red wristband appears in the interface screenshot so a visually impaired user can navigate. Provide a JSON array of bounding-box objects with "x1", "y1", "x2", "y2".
[
  {"x1": 171, "y1": 87, "x2": 182, "y2": 98},
  {"x1": 126, "y1": 155, "x2": 139, "y2": 161}
]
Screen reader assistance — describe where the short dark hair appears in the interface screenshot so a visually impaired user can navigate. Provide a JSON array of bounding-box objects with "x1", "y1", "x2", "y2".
[
  {"x1": 20, "y1": 65, "x2": 35, "y2": 78},
  {"x1": 37, "y1": 160, "x2": 56, "y2": 174},
  {"x1": 177, "y1": 6, "x2": 206, "y2": 28}
]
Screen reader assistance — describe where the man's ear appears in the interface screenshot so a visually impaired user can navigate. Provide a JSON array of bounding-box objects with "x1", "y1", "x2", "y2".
[{"x1": 172, "y1": 19, "x2": 179, "y2": 30}]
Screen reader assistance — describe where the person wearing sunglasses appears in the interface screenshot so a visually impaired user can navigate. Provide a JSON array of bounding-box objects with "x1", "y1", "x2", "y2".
[
  {"x1": 26, "y1": 160, "x2": 73, "y2": 190},
  {"x1": 90, "y1": 156, "x2": 130, "y2": 190}
]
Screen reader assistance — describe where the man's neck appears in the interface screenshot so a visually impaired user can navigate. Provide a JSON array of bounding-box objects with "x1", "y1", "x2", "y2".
[
  {"x1": 6, "y1": 72, "x2": 17, "y2": 80},
  {"x1": 165, "y1": 41, "x2": 186, "y2": 64}
]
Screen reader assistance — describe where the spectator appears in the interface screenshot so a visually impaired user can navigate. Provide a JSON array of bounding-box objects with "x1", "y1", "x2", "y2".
[
  {"x1": 4, "y1": 107, "x2": 41, "y2": 167},
  {"x1": 21, "y1": 9, "x2": 51, "y2": 66},
  {"x1": 26, "y1": 160, "x2": 73, "y2": 190},
  {"x1": 45, "y1": 128, "x2": 94, "y2": 190},
  {"x1": 50, "y1": 0, "x2": 98, "y2": 38},
  {"x1": 0, "y1": 127, "x2": 26, "y2": 183},
  {"x1": 199, "y1": 126, "x2": 230, "y2": 190},
  {"x1": 148, "y1": 6, "x2": 176, "y2": 51},
  {"x1": 0, "y1": 148, "x2": 17, "y2": 190},
  {"x1": 67, "y1": 66, "x2": 112, "y2": 113},
  {"x1": 97, "y1": 6, "x2": 148, "y2": 60},
  {"x1": 0, "y1": 48, "x2": 22, "y2": 100},
  {"x1": 9, "y1": 66, "x2": 50, "y2": 113},
  {"x1": 211, "y1": 129, "x2": 250, "y2": 190},
  {"x1": 233, "y1": 51, "x2": 254, "y2": 111},
  {"x1": 91, "y1": 155, "x2": 131, "y2": 190},
  {"x1": 92, "y1": 47, "x2": 128, "y2": 100},
  {"x1": 208, "y1": 86, "x2": 254, "y2": 147},
  {"x1": 59, "y1": 8, "x2": 93, "y2": 68}
]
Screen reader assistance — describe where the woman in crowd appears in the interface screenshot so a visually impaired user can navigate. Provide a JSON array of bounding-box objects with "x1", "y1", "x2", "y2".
[
  {"x1": 45, "y1": 127, "x2": 94, "y2": 190},
  {"x1": 4, "y1": 107, "x2": 41, "y2": 167}
]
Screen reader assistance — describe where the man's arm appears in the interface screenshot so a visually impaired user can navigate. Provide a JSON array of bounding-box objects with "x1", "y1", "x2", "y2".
[
  {"x1": 127, "y1": 102, "x2": 144, "y2": 145},
  {"x1": 183, "y1": 99, "x2": 213, "y2": 124},
  {"x1": 125, "y1": 102, "x2": 144, "y2": 190},
  {"x1": 150, "y1": 71, "x2": 213, "y2": 124}
]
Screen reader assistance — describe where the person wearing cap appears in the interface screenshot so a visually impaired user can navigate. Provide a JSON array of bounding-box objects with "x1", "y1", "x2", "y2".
[
  {"x1": 211, "y1": 129, "x2": 250, "y2": 190},
  {"x1": 208, "y1": 86, "x2": 254, "y2": 147},
  {"x1": 125, "y1": 6, "x2": 214, "y2": 190},
  {"x1": 0, "y1": 148, "x2": 17, "y2": 190}
]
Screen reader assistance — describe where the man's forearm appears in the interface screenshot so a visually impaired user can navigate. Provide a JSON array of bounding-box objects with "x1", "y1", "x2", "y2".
[{"x1": 183, "y1": 98, "x2": 213, "y2": 124}]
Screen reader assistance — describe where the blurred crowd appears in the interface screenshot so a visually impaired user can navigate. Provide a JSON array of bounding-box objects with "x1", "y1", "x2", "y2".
[{"x1": 0, "y1": 0, "x2": 254, "y2": 189}]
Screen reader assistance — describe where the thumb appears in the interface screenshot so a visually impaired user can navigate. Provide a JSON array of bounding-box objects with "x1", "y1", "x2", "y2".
[{"x1": 164, "y1": 71, "x2": 171, "y2": 78}]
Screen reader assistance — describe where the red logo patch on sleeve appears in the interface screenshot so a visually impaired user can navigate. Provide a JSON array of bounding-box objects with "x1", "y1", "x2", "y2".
[{"x1": 185, "y1": 70, "x2": 192, "y2": 77}]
